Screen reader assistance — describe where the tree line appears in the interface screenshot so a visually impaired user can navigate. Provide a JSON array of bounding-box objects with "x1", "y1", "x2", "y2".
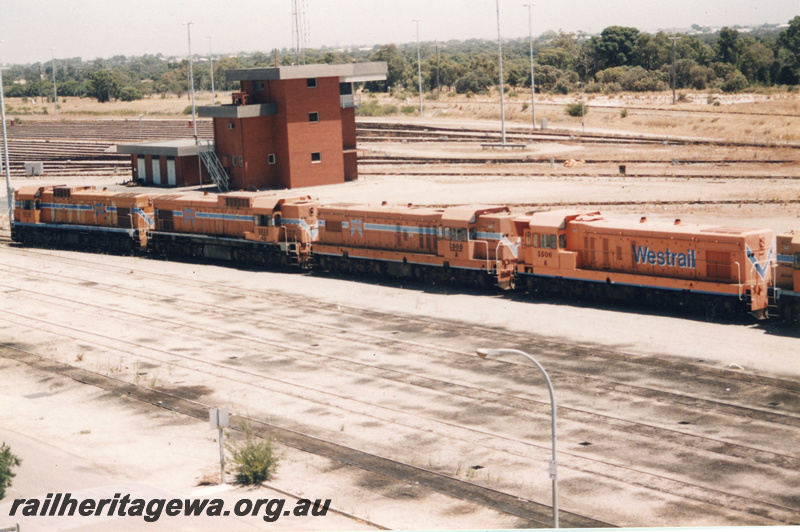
[{"x1": 2, "y1": 17, "x2": 799, "y2": 104}]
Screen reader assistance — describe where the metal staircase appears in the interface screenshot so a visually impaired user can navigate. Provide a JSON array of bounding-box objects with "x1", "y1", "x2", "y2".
[{"x1": 197, "y1": 140, "x2": 230, "y2": 192}]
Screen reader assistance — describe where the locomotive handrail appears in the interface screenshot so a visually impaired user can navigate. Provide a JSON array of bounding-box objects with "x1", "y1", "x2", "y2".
[{"x1": 735, "y1": 261, "x2": 742, "y2": 300}]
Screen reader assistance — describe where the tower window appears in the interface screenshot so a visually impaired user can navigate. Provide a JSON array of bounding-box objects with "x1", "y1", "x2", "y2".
[
  {"x1": 311, "y1": 152, "x2": 321, "y2": 163},
  {"x1": 254, "y1": 81, "x2": 265, "y2": 91},
  {"x1": 268, "y1": 153, "x2": 276, "y2": 165},
  {"x1": 307, "y1": 78, "x2": 317, "y2": 88},
  {"x1": 309, "y1": 112, "x2": 319, "y2": 123}
]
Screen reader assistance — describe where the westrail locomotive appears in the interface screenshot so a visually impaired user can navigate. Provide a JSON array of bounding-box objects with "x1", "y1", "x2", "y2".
[{"x1": 11, "y1": 185, "x2": 798, "y2": 324}]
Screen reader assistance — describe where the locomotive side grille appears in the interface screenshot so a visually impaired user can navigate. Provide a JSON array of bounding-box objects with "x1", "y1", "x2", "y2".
[{"x1": 117, "y1": 207, "x2": 132, "y2": 229}]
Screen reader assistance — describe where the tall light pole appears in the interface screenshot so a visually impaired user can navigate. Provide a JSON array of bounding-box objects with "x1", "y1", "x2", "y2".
[
  {"x1": 50, "y1": 48, "x2": 58, "y2": 117},
  {"x1": 413, "y1": 19, "x2": 423, "y2": 118},
  {"x1": 672, "y1": 30, "x2": 677, "y2": 105},
  {"x1": 0, "y1": 45, "x2": 14, "y2": 230},
  {"x1": 495, "y1": 0, "x2": 506, "y2": 145},
  {"x1": 524, "y1": 3, "x2": 536, "y2": 130},
  {"x1": 207, "y1": 35, "x2": 215, "y2": 105},
  {"x1": 183, "y1": 22, "x2": 197, "y2": 142},
  {"x1": 477, "y1": 348, "x2": 559, "y2": 528}
]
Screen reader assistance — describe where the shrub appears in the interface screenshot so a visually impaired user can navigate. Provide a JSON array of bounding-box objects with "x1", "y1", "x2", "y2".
[
  {"x1": 0, "y1": 443, "x2": 21, "y2": 500},
  {"x1": 355, "y1": 101, "x2": 398, "y2": 116},
  {"x1": 401, "y1": 105, "x2": 417, "y2": 115},
  {"x1": 119, "y1": 87, "x2": 143, "y2": 102},
  {"x1": 620, "y1": 108, "x2": 628, "y2": 118},
  {"x1": 227, "y1": 429, "x2": 280, "y2": 486},
  {"x1": 565, "y1": 101, "x2": 588, "y2": 117},
  {"x1": 721, "y1": 70, "x2": 748, "y2": 93}
]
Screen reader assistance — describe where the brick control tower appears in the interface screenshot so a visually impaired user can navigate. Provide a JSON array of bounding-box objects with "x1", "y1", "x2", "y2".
[{"x1": 198, "y1": 62, "x2": 387, "y2": 191}]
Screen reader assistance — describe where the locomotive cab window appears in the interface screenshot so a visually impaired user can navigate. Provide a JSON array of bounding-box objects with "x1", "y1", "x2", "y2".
[
  {"x1": 532, "y1": 233, "x2": 540, "y2": 248},
  {"x1": 273, "y1": 214, "x2": 282, "y2": 226},
  {"x1": 795, "y1": 253, "x2": 800, "y2": 269},
  {"x1": 541, "y1": 234, "x2": 558, "y2": 249},
  {"x1": 468, "y1": 228, "x2": 477, "y2": 240},
  {"x1": 558, "y1": 234, "x2": 567, "y2": 249},
  {"x1": 255, "y1": 214, "x2": 273, "y2": 226}
]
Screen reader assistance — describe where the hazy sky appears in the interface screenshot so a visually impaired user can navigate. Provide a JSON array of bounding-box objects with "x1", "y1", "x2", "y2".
[{"x1": 0, "y1": 0, "x2": 796, "y2": 65}]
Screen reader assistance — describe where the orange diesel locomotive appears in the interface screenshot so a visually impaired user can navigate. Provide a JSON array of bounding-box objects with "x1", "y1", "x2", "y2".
[
  {"x1": 314, "y1": 203, "x2": 519, "y2": 289},
  {"x1": 150, "y1": 191, "x2": 319, "y2": 268},
  {"x1": 514, "y1": 211, "x2": 775, "y2": 318},
  {"x1": 776, "y1": 231, "x2": 800, "y2": 322},
  {"x1": 12, "y1": 185, "x2": 154, "y2": 252}
]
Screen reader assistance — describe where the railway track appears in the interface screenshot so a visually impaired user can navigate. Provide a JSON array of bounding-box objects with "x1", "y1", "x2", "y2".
[
  {"x1": 1, "y1": 245, "x2": 798, "y2": 526},
  {"x1": 0, "y1": 119, "x2": 796, "y2": 179},
  {"x1": 356, "y1": 121, "x2": 800, "y2": 150}
]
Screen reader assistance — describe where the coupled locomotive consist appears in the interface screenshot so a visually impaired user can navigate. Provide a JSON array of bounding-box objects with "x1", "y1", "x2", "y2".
[{"x1": 11, "y1": 185, "x2": 799, "y2": 323}]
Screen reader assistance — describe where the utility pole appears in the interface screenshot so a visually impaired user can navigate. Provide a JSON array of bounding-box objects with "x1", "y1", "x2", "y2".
[
  {"x1": 207, "y1": 36, "x2": 215, "y2": 105},
  {"x1": 50, "y1": 48, "x2": 58, "y2": 117},
  {"x1": 495, "y1": 0, "x2": 506, "y2": 144},
  {"x1": 413, "y1": 19, "x2": 423, "y2": 118},
  {"x1": 524, "y1": 3, "x2": 536, "y2": 130}
]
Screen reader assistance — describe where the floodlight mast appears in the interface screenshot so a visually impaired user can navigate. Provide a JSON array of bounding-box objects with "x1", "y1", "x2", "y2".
[
  {"x1": 413, "y1": 19, "x2": 423, "y2": 118},
  {"x1": 0, "y1": 44, "x2": 13, "y2": 230},
  {"x1": 495, "y1": 0, "x2": 506, "y2": 144},
  {"x1": 524, "y1": 3, "x2": 536, "y2": 129}
]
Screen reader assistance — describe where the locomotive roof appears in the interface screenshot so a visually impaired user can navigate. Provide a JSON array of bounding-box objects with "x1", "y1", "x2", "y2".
[
  {"x1": 572, "y1": 216, "x2": 774, "y2": 241},
  {"x1": 440, "y1": 205, "x2": 511, "y2": 225}
]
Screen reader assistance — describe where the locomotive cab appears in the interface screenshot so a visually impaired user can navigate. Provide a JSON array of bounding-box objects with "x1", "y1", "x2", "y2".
[{"x1": 438, "y1": 206, "x2": 518, "y2": 289}]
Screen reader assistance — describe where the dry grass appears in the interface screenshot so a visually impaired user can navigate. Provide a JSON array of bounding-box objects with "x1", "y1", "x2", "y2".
[{"x1": 369, "y1": 88, "x2": 800, "y2": 144}]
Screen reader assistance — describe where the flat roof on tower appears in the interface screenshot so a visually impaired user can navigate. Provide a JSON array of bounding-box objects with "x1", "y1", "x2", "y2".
[{"x1": 225, "y1": 61, "x2": 387, "y2": 83}]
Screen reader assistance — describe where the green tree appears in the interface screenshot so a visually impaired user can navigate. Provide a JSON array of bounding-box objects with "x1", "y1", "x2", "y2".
[
  {"x1": 777, "y1": 16, "x2": 800, "y2": 82},
  {"x1": 367, "y1": 44, "x2": 410, "y2": 91},
  {"x1": 86, "y1": 69, "x2": 122, "y2": 102},
  {"x1": 716, "y1": 27, "x2": 740, "y2": 64},
  {"x1": 594, "y1": 26, "x2": 641, "y2": 70},
  {"x1": 0, "y1": 443, "x2": 21, "y2": 501},
  {"x1": 738, "y1": 38, "x2": 773, "y2": 83}
]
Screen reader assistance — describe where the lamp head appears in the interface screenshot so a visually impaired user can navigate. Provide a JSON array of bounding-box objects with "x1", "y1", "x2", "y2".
[{"x1": 476, "y1": 348, "x2": 503, "y2": 358}]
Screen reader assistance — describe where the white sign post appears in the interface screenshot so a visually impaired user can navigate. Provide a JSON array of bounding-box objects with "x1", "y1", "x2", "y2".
[{"x1": 209, "y1": 407, "x2": 229, "y2": 484}]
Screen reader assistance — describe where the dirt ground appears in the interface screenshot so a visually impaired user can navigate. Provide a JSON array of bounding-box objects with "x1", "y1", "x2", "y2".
[{"x1": 0, "y1": 91, "x2": 799, "y2": 531}]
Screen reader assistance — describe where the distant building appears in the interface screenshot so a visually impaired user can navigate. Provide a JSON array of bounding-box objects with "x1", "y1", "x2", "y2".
[{"x1": 198, "y1": 62, "x2": 387, "y2": 191}]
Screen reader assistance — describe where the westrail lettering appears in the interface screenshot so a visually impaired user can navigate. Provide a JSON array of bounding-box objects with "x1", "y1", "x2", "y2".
[{"x1": 633, "y1": 245, "x2": 696, "y2": 269}]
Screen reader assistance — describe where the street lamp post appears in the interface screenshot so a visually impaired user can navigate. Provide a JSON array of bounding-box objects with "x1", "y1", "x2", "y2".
[
  {"x1": 413, "y1": 20, "x2": 423, "y2": 118},
  {"x1": 524, "y1": 3, "x2": 536, "y2": 130},
  {"x1": 476, "y1": 347, "x2": 559, "y2": 528}
]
